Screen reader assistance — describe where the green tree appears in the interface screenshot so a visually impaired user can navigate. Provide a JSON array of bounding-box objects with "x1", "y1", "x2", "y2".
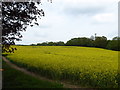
[
  {"x1": 41, "y1": 42, "x2": 48, "y2": 46},
  {"x1": 106, "y1": 37, "x2": 120, "y2": 51},
  {"x1": 94, "y1": 36, "x2": 107, "y2": 48},
  {"x1": 56, "y1": 41, "x2": 64, "y2": 46},
  {"x1": 2, "y1": 0, "x2": 51, "y2": 53},
  {"x1": 47, "y1": 42, "x2": 55, "y2": 46},
  {"x1": 66, "y1": 37, "x2": 93, "y2": 47},
  {"x1": 30, "y1": 44, "x2": 36, "y2": 46}
]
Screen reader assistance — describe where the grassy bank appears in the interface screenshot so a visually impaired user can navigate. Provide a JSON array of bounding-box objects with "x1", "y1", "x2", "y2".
[{"x1": 2, "y1": 60, "x2": 64, "y2": 88}]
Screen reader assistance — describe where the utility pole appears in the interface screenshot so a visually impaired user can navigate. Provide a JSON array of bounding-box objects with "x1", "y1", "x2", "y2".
[{"x1": 95, "y1": 33, "x2": 97, "y2": 40}]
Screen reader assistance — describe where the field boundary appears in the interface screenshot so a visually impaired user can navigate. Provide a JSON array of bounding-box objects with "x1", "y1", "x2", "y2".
[{"x1": 2, "y1": 56, "x2": 91, "y2": 89}]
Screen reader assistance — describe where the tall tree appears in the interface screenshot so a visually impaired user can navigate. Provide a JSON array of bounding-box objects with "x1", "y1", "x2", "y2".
[
  {"x1": 1, "y1": 0, "x2": 51, "y2": 53},
  {"x1": 94, "y1": 36, "x2": 107, "y2": 48},
  {"x1": 106, "y1": 37, "x2": 120, "y2": 51},
  {"x1": 66, "y1": 37, "x2": 93, "y2": 47}
]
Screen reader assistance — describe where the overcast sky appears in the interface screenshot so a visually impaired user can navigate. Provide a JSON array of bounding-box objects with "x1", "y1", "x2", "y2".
[{"x1": 16, "y1": 0, "x2": 119, "y2": 45}]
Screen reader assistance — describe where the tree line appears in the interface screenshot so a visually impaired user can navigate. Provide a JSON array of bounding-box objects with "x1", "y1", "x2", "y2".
[
  {"x1": 30, "y1": 36, "x2": 120, "y2": 51},
  {"x1": 31, "y1": 41, "x2": 65, "y2": 46}
]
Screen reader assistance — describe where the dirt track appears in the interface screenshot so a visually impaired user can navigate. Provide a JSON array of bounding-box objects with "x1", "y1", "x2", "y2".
[{"x1": 2, "y1": 56, "x2": 96, "y2": 89}]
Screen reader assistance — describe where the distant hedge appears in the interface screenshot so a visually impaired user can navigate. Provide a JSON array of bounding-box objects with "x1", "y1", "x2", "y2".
[{"x1": 30, "y1": 36, "x2": 120, "y2": 51}]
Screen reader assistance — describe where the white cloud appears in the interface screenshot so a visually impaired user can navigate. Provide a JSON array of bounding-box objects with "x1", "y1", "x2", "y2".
[
  {"x1": 56, "y1": 0, "x2": 119, "y2": 4},
  {"x1": 93, "y1": 13, "x2": 115, "y2": 23},
  {"x1": 16, "y1": 0, "x2": 118, "y2": 44}
]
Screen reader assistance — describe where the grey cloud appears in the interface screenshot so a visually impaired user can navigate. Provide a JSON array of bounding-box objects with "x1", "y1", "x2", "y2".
[
  {"x1": 64, "y1": 6, "x2": 106, "y2": 16},
  {"x1": 34, "y1": 33, "x2": 47, "y2": 38}
]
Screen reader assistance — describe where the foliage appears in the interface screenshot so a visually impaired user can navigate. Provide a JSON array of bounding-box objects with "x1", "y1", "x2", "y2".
[
  {"x1": 106, "y1": 37, "x2": 120, "y2": 51},
  {"x1": 37, "y1": 41, "x2": 65, "y2": 46},
  {"x1": 94, "y1": 36, "x2": 107, "y2": 48},
  {"x1": 64, "y1": 36, "x2": 119, "y2": 51},
  {"x1": 6, "y1": 46, "x2": 119, "y2": 88},
  {"x1": 2, "y1": 1, "x2": 45, "y2": 53},
  {"x1": 66, "y1": 37, "x2": 94, "y2": 47}
]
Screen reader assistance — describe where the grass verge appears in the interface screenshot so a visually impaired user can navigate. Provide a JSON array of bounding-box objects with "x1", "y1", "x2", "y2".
[{"x1": 2, "y1": 60, "x2": 64, "y2": 89}]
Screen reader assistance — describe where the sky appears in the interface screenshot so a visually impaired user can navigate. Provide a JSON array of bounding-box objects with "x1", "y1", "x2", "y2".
[{"x1": 16, "y1": 0, "x2": 119, "y2": 45}]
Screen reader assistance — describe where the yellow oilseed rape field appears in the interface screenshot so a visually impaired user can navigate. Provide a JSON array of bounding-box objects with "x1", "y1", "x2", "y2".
[{"x1": 6, "y1": 46, "x2": 119, "y2": 88}]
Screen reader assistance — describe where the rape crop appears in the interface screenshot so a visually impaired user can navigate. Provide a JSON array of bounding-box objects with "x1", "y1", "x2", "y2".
[{"x1": 5, "y1": 46, "x2": 119, "y2": 88}]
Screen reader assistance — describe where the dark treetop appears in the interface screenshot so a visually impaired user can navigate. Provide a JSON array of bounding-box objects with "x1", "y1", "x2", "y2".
[{"x1": 2, "y1": 1, "x2": 45, "y2": 53}]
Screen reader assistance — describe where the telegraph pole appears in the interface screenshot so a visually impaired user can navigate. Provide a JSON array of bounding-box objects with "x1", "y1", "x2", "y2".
[{"x1": 95, "y1": 33, "x2": 97, "y2": 40}]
